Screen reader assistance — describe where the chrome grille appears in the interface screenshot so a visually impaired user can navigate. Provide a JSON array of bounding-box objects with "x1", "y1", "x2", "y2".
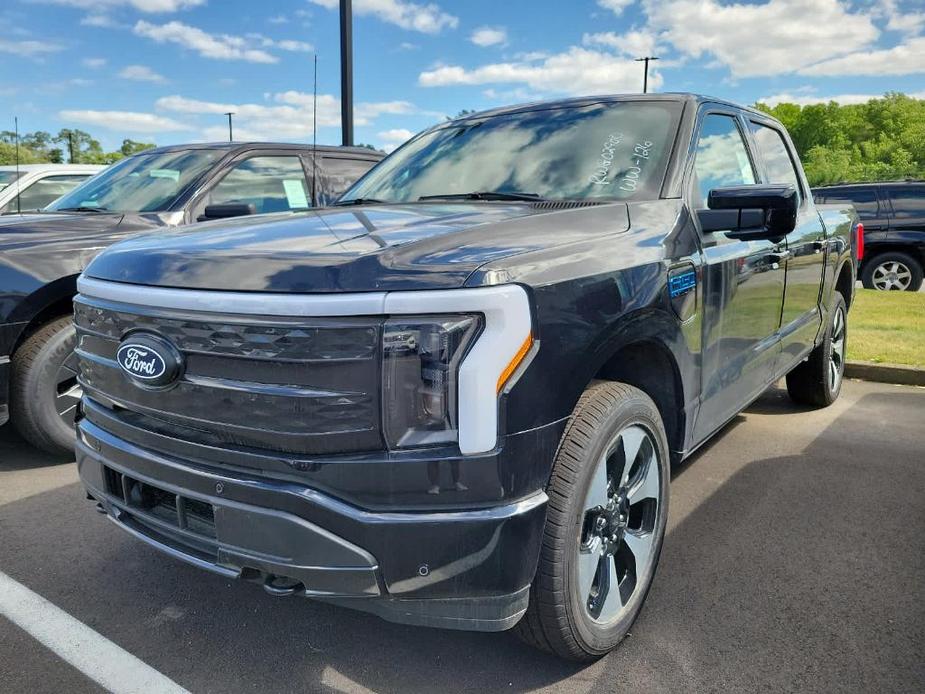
[{"x1": 74, "y1": 296, "x2": 383, "y2": 456}]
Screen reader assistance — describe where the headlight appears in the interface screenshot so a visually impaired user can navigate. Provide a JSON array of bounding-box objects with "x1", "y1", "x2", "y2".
[{"x1": 382, "y1": 315, "x2": 481, "y2": 448}]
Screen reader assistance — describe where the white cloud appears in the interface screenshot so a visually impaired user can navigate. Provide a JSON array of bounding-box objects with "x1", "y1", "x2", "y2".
[
  {"x1": 134, "y1": 21, "x2": 278, "y2": 63},
  {"x1": 308, "y1": 0, "x2": 457, "y2": 34},
  {"x1": 470, "y1": 26, "x2": 507, "y2": 47},
  {"x1": 799, "y1": 36, "x2": 925, "y2": 76},
  {"x1": 582, "y1": 29, "x2": 660, "y2": 58},
  {"x1": 267, "y1": 14, "x2": 288, "y2": 24},
  {"x1": 378, "y1": 128, "x2": 415, "y2": 152},
  {"x1": 82, "y1": 57, "x2": 107, "y2": 68},
  {"x1": 597, "y1": 0, "x2": 635, "y2": 15},
  {"x1": 419, "y1": 46, "x2": 660, "y2": 95},
  {"x1": 119, "y1": 64, "x2": 167, "y2": 82},
  {"x1": 44, "y1": 0, "x2": 204, "y2": 12},
  {"x1": 642, "y1": 0, "x2": 879, "y2": 77},
  {"x1": 58, "y1": 109, "x2": 189, "y2": 133},
  {"x1": 0, "y1": 39, "x2": 64, "y2": 57},
  {"x1": 156, "y1": 92, "x2": 427, "y2": 141},
  {"x1": 80, "y1": 14, "x2": 121, "y2": 28}
]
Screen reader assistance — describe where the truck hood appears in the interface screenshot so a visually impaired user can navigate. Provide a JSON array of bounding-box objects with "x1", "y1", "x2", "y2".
[{"x1": 83, "y1": 202, "x2": 630, "y2": 292}]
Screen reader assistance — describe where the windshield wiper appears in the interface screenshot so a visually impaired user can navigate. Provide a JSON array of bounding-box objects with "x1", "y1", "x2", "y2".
[
  {"x1": 332, "y1": 197, "x2": 385, "y2": 207},
  {"x1": 418, "y1": 191, "x2": 545, "y2": 202},
  {"x1": 54, "y1": 206, "x2": 110, "y2": 213}
]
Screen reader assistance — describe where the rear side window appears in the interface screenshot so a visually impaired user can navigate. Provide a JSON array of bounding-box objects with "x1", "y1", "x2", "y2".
[
  {"x1": 691, "y1": 114, "x2": 756, "y2": 208},
  {"x1": 817, "y1": 188, "x2": 880, "y2": 220},
  {"x1": 886, "y1": 186, "x2": 925, "y2": 219},
  {"x1": 749, "y1": 122, "x2": 802, "y2": 203},
  {"x1": 319, "y1": 158, "x2": 376, "y2": 206},
  {"x1": 1, "y1": 174, "x2": 91, "y2": 214}
]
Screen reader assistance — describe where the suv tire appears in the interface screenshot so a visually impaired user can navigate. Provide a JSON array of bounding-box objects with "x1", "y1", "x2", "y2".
[
  {"x1": 861, "y1": 251, "x2": 924, "y2": 291},
  {"x1": 514, "y1": 381, "x2": 670, "y2": 661},
  {"x1": 785, "y1": 293, "x2": 847, "y2": 407},
  {"x1": 11, "y1": 316, "x2": 80, "y2": 456}
]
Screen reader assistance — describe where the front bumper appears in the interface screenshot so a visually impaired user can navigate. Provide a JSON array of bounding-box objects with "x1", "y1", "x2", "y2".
[{"x1": 77, "y1": 416, "x2": 553, "y2": 632}]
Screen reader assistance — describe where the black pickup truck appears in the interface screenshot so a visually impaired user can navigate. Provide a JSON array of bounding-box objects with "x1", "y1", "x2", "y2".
[
  {"x1": 0, "y1": 142, "x2": 381, "y2": 453},
  {"x1": 74, "y1": 94, "x2": 858, "y2": 661}
]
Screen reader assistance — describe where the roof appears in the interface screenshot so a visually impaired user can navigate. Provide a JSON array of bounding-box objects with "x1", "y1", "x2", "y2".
[
  {"x1": 446, "y1": 92, "x2": 770, "y2": 124},
  {"x1": 0, "y1": 164, "x2": 105, "y2": 173},
  {"x1": 140, "y1": 142, "x2": 384, "y2": 158}
]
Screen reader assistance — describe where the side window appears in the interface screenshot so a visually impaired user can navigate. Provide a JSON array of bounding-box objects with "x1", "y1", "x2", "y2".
[
  {"x1": 205, "y1": 156, "x2": 310, "y2": 215},
  {"x1": 886, "y1": 186, "x2": 925, "y2": 219},
  {"x1": 749, "y1": 122, "x2": 802, "y2": 204},
  {"x1": 819, "y1": 189, "x2": 880, "y2": 220},
  {"x1": 692, "y1": 114, "x2": 756, "y2": 208},
  {"x1": 1, "y1": 175, "x2": 90, "y2": 214},
  {"x1": 318, "y1": 158, "x2": 376, "y2": 206}
]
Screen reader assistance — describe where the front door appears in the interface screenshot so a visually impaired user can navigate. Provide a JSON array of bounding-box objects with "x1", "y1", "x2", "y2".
[
  {"x1": 691, "y1": 112, "x2": 786, "y2": 441},
  {"x1": 747, "y1": 120, "x2": 826, "y2": 369}
]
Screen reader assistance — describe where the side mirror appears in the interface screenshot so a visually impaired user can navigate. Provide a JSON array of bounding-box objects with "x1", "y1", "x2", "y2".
[
  {"x1": 199, "y1": 202, "x2": 256, "y2": 221},
  {"x1": 697, "y1": 184, "x2": 798, "y2": 240}
]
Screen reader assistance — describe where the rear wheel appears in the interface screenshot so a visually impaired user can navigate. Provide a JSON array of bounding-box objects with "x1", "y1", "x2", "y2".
[
  {"x1": 785, "y1": 293, "x2": 847, "y2": 407},
  {"x1": 11, "y1": 316, "x2": 80, "y2": 456},
  {"x1": 514, "y1": 382, "x2": 670, "y2": 661},
  {"x1": 861, "y1": 252, "x2": 923, "y2": 291}
]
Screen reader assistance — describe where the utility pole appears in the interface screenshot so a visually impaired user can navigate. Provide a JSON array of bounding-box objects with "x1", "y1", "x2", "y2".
[
  {"x1": 224, "y1": 112, "x2": 234, "y2": 142},
  {"x1": 339, "y1": 0, "x2": 354, "y2": 146},
  {"x1": 68, "y1": 131, "x2": 76, "y2": 163},
  {"x1": 635, "y1": 56, "x2": 659, "y2": 94}
]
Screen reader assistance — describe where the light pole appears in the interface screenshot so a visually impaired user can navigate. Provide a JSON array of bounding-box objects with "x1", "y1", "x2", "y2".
[
  {"x1": 340, "y1": 0, "x2": 354, "y2": 146},
  {"x1": 634, "y1": 56, "x2": 659, "y2": 94},
  {"x1": 224, "y1": 112, "x2": 234, "y2": 142}
]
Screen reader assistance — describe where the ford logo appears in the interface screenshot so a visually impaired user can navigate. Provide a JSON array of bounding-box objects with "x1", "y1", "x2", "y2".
[{"x1": 116, "y1": 334, "x2": 183, "y2": 388}]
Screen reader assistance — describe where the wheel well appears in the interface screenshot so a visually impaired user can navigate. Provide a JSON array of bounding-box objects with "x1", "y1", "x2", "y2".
[
  {"x1": 594, "y1": 340, "x2": 685, "y2": 463},
  {"x1": 835, "y1": 261, "x2": 854, "y2": 309},
  {"x1": 862, "y1": 245, "x2": 924, "y2": 269},
  {"x1": 13, "y1": 294, "x2": 75, "y2": 354}
]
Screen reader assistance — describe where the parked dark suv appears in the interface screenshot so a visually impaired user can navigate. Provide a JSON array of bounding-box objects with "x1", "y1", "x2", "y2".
[{"x1": 813, "y1": 181, "x2": 924, "y2": 291}]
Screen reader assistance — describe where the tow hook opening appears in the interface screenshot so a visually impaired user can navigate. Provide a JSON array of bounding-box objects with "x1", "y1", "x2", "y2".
[{"x1": 262, "y1": 574, "x2": 304, "y2": 597}]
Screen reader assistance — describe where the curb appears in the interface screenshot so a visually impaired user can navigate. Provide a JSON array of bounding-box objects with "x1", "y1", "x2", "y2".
[{"x1": 845, "y1": 361, "x2": 925, "y2": 387}]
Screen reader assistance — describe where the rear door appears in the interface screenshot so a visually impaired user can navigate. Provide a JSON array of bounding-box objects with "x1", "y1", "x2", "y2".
[
  {"x1": 884, "y1": 184, "x2": 925, "y2": 240},
  {"x1": 692, "y1": 110, "x2": 786, "y2": 441},
  {"x1": 816, "y1": 185, "x2": 888, "y2": 247},
  {"x1": 747, "y1": 118, "x2": 826, "y2": 369}
]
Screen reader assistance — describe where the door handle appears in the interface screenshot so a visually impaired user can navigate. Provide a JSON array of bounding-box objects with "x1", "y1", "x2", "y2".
[
  {"x1": 812, "y1": 239, "x2": 827, "y2": 252},
  {"x1": 767, "y1": 250, "x2": 792, "y2": 269}
]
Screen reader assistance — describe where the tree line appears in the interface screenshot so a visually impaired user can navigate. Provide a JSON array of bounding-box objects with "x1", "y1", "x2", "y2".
[
  {"x1": 0, "y1": 128, "x2": 154, "y2": 166},
  {"x1": 755, "y1": 92, "x2": 924, "y2": 186}
]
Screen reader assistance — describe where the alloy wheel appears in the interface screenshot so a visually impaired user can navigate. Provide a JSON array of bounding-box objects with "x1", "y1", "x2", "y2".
[
  {"x1": 830, "y1": 305, "x2": 845, "y2": 392},
  {"x1": 577, "y1": 424, "x2": 662, "y2": 625},
  {"x1": 872, "y1": 260, "x2": 912, "y2": 291},
  {"x1": 55, "y1": 349, "x2": 82, "y2": 428}
]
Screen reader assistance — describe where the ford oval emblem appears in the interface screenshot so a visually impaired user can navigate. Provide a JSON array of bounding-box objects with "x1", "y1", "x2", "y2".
[{"x1": 116, "y1": 334, "x2": 182, "y2": 388}]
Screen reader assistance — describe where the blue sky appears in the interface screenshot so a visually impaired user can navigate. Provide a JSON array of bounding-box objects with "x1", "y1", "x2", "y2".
[{"x1": 1, "y1": 0, "x2": 923, "y2": 152}]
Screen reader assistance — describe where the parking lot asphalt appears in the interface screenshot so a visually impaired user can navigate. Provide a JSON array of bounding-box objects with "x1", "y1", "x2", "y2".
[{"x1": 1, "y1": 378, "x2": 923, "y2": 693}]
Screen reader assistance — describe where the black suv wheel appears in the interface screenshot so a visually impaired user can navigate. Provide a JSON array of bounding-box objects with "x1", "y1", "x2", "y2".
[{"x1": 861, "y1": 251, "x2": 924, "y2": 291}]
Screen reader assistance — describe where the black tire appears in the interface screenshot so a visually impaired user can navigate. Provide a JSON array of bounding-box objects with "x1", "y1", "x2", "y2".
[
  {"x1": 860, "y1": 251, "x2": 923, "y2": 291},
  {"x1": 514, "y1": 382, "x2": 670, "y2": 661},
  {"x1": 10, "y1": 316, "x2": 80, "y2": 456},
  {"x1": 785, "y1": 293, "x2": 847, "y2": 407}
]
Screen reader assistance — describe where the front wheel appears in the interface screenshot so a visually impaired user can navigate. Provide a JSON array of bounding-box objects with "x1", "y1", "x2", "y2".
[
  {"x1": 514, "y1": 382, "x2": 670, "y2": 661},
  {"x1": 10, "y1": 316, "x2": 80, "y2": 455},
  {"x1": 785, "y1": 293, "x2": 847, "y2": 407},
  {"x1": 861, "y1": 252, "x2": 923, "y2": 291}
]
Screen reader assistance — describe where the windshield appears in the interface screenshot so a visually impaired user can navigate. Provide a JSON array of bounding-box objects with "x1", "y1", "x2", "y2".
[
  {"x1": 47, "y1": 149, "x2": 222, "y2": 213},
  {"x1": 341, "y1": 101, "x2": 682, "y2": 204},
  {"x1": 0, "y1": 171, "x2": 22, "y2": 191}
]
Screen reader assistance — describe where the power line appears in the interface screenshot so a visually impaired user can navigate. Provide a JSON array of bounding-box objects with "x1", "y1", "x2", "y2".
[{"x1": 634, "y1": 56, "x2": 659, "y2": 94}]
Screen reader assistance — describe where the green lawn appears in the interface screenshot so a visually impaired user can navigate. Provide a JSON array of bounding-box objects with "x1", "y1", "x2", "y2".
[{"x1": 847, "y1": 289, "x2": 925, "y2": 367}]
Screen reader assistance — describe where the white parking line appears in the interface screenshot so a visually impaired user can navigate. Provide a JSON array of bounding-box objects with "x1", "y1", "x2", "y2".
[{"x1": 0, "y1": 570, "x2": 190, "y2": 694}]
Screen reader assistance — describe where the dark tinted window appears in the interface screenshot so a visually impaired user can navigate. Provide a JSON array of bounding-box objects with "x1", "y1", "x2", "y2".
[
  {"x1": 319, "y1": 158, "x2": 377, "y2": 205},
  {"x1": 1, "y1": 174, "x2": 91, "y2": 214},
  {"x1": 886, "y1": 186, "x2": 925, "y2": 218},
  {"x1": 749, "y1": 122, "x2": 802, "y2": 202},
  {"x1": 692, "y1": 114, "x2": 756, "y2": 208},
  {"x1": 817, "y1": 188, "x2": 880, "y2": 220}
]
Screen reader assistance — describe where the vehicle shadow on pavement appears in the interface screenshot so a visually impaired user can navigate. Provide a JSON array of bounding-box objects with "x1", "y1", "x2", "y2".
[
  {"x1": 0, "y1": 387, "x2": 922, "y2": 693},
  {"x1": 0, "y1": 425, "x2": 73, "y2": 471}
]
